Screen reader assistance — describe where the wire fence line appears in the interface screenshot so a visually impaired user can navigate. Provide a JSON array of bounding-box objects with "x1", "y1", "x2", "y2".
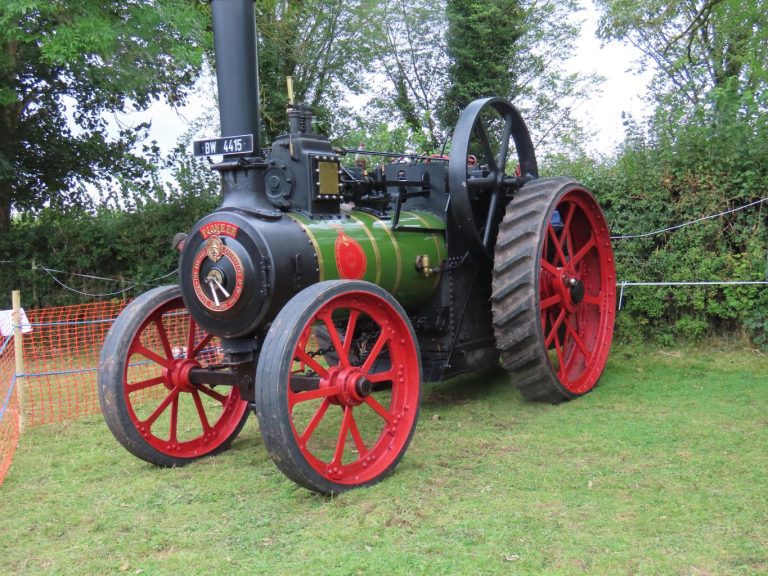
[
  {"x1": 609, "y1": 196, "x2": 768, "y2": 240},
  {"x1": 617, "y1": 280, "x2": 768, "y2": 310}
]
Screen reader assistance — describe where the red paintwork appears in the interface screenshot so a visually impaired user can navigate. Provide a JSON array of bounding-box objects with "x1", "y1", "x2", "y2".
[
  {"x1": 539, "y1": 188, "x2": 616, "y2": 395},
  {"x1": 288, "y1": 290, "x2": 419, "y2": 485},
  {"x1": 122, "y1": 298, "x2": 248, "y2": 457},
  {"x1": 334, "y1": 229, "x2": 367, "y2": 280}
]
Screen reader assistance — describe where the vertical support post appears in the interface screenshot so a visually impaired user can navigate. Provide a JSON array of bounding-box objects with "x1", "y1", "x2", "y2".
[{"x1": 11, "y1": 290, "x2": 25, "y2": 433}]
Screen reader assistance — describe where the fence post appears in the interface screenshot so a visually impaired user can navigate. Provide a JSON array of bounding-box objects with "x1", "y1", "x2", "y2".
[{"x1": 12, "y1": 290, "x2": 25, "y2": 434}]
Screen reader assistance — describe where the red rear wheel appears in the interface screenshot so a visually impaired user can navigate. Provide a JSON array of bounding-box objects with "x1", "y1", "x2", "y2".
[
  {"x1": 256, "y1": 280, "x2": 421, "y2": 494},
  {"x1": 492, "y1": 178, "x2": 615, "y2": 401},
  {"x1": 98, "y1": 286, "x2": 249, "y2": 466}
]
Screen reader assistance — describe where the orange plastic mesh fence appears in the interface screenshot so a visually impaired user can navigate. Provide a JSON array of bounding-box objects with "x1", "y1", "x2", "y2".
[
  {"x1": 21, "y1": 300, "x2": 130, "y2": 426},
  {"x1": 0, "y1": 298, "x2": 223, "y2": 485},
  {"x1": 0, "y1": 335, "x2": 19, "y2": 486}
]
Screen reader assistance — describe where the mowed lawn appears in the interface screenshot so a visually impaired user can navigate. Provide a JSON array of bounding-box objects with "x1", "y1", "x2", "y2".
[{"x1": 1, "y1": 345, "x2": 766, "y2": 575}]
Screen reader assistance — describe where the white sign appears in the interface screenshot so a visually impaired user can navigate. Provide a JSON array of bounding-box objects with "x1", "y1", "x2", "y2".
[{"x1": 0, "y1": 309, "x2": 33, "y2": 337}]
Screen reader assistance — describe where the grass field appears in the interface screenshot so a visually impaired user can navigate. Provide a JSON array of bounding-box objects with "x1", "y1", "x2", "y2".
[{"x1": 1, "y1": 344, "x2": 766, "y2": 575}]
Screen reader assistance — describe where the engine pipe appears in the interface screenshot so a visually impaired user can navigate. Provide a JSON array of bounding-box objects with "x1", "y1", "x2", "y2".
[{"x1": 211, "y1": 0, "x2": 261, "y2": 153}]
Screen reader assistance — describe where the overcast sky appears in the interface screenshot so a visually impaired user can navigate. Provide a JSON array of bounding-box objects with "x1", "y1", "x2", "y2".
[{"x1": 118, "y1": 1, "x2": 653, "y2": 158}]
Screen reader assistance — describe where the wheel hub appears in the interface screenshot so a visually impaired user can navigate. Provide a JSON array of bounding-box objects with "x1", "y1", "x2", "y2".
[
  {"x1": 324, "y1": 366, "x2": 371, "y2": 406},
  {"x1": 164, "y1": 359, "x2": 199, "y2": 392}
]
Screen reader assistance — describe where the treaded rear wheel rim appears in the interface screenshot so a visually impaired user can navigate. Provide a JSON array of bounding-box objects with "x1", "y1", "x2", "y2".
[
  {"x1": 539, "y1": 188, "x2": 615, "y2": 394},
  {"x1": 492, "y1": 178, "x2": 616, "y2": 401}
]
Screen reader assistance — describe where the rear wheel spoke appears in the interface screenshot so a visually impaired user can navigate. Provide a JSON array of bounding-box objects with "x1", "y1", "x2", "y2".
[{"x1": 545, "y1": 308, "x2": 566, "y2": 348}]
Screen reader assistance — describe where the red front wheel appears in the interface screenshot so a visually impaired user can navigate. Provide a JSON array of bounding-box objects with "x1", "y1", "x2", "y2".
[
  {"x1": 256, "y1": 280, "x2": 422, "y2": 494},
  {"x1": 98, "y1": 286, "x2": 249, "y2": 466}
]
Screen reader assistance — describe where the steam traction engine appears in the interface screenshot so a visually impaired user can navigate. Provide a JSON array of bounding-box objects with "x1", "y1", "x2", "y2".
[{"x1": 98, "y1": 0, "x2": 616, "y2": 494}]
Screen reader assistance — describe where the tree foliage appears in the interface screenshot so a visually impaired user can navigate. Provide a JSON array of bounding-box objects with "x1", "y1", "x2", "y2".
[
  {"x1": 0, "y1": 0, "x2": 211, "y2": 231},
  {"x1": 548, "y1": 0, "x2": 768, "y2": 347},
  {"x1": 255, "y1": 0, "x2": 376, "y2": 141},
  {"x1": 362, "y1": 0, "x2": 594, "y2": 155}
]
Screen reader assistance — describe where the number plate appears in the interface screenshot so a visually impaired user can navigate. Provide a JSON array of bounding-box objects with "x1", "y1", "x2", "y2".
[{"x1": 192, "y1": 134, "x2": 254, "y2": 157}]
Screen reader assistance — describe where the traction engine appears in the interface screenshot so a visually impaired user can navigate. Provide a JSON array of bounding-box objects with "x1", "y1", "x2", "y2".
[{"x1": 98, "y1": 0, "x2": 616, "y2": 494}]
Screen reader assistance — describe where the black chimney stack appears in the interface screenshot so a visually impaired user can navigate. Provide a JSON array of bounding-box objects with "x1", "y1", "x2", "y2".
[
  {"x1": 211, "y1": 0, "x2": 261, "y2": 153},
  {"x1": 208, "y1": 0, "x2": 280, "y2": 218}
]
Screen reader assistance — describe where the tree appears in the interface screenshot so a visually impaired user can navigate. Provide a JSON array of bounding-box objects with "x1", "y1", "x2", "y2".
[
  {"x1": 363, "y1": 0, "x2": 594, "y2": 155},
  {"x1": 596, "y1": 0, "x2": 768, "y2": 123},
  {"x1": 443, "y1": 0, "x2": 594, "y2": 153},
  {"x1": 255, "y1": 0, "x2": 376, "y2": 141},
  {"x1": 0, "y1": 0, "x2": 211, "y2": 231},
  {"x1": 365, "y1": 0, "x2": 448, "y2": 150}
]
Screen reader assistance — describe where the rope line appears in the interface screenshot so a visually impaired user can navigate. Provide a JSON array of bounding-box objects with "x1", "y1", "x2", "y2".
[
  {"x1": 37, "y1": 268, "x2": 133, "y2": 283},
  {"x1": 38, "y1": 266, "x2": 178, "y2": 298},
  {"x1": 617, "y1": 279, "x2": 768, "y2": 309},
  {"x1": 0, "y1": 374, "x2": 16, "y2": 424},
  {"x1": 610, "y1": 197, "x2": 768, "y2": 239},
  {"x1": 26, "y1": 319, "x2": 117, "y2": 328},
  {"x1": 16, "y1": 367, "x2": 99, "y2": 378}
]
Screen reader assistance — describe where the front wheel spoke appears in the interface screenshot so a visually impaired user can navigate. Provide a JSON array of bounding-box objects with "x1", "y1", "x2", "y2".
[
  {"x1": 191, "y1": 333, "x2": 214, "y2": 359},
  {"x1": 361, "y1": 331, "x2": 389, "y2": 373},
  {"x1": 191, "y1": 390, "x2": 212, "y2": 432},
  {"x1": 348, "y1": 410, "x2": 368, "y2": 457},
  {"x1": 545, "y1": 308, "x2": 566, "y2": 348},
  {"x1": 299, "y1": 398, "x2": 331, "y2": 448},
  {"x1": 289, "y1": 385, "x2": 341, "y2": 411},
  {"x1": 331, "y1": 406, "x2": 353, "y2": 466},
  {"x1": 153, "y1": 319, "x2": 174, "y2": 360},
  {"x1": 143, "y1": 387, "x2": 180, "y2": 428},
  {"x1": 295, "y1": 348, "x2": 329, "y2": 379},
  {"x1": 169, "y1": 395, "x2": 179, "y2": 443},
  {"x1": 186, "y1": 317, "x2": 198, "y2": 358},
  {"x1": 321, "y1": 313, "x2": 348, "y2": 367},
  {"x1": 342, "y1": 310, "x2": 361, "y2": 359},
  {"x1": 367, "y1": 370, "x2": 395, "y2": 384},
  {"x1": 133, "y1": 344, "x2": 172, "y2": 369},
  {"x1": 126, "y1": 375, "x2": 165, "y2": 394},
  {"x1": 365, "y1": 396, "x2": 393, "y2": 424},
  {"x1": 198, "y1": 385, "x2": 228, "y2": 405}
]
